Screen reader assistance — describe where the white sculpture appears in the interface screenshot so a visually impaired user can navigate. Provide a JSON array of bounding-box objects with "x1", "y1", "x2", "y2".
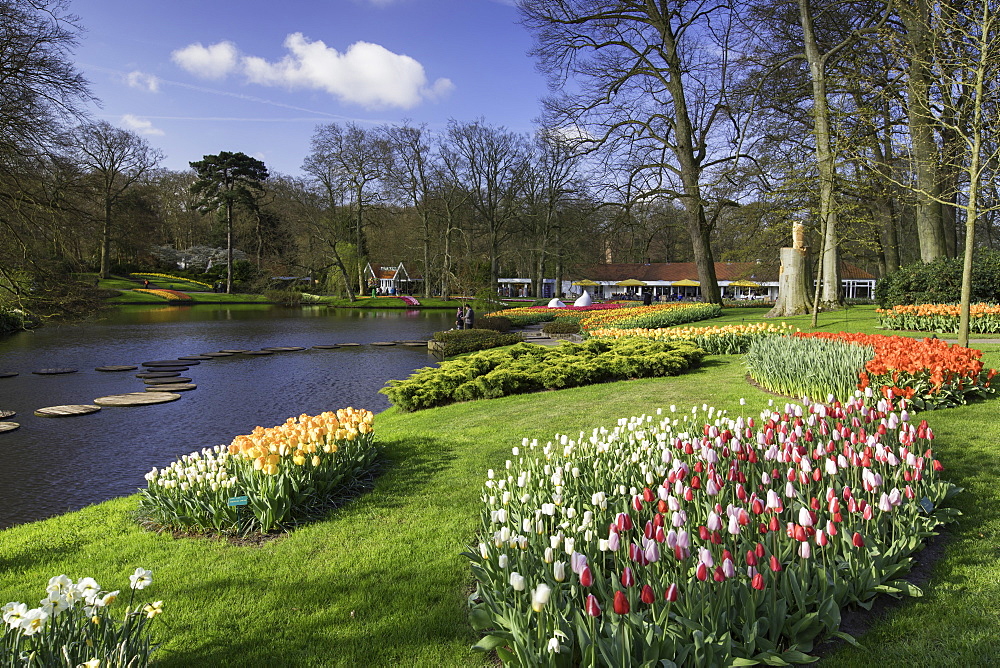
[
  {"x1": 573, "y1": 291, "x2": 593, "y2": 307},
  {"x1": 547, "y1": 298, "x2": 566, "y2": 308}
]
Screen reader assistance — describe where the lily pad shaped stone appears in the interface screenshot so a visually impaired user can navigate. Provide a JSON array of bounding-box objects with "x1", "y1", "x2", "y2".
[{"x1": 34, "y1": 404, "x2": 101, "y2": 417}]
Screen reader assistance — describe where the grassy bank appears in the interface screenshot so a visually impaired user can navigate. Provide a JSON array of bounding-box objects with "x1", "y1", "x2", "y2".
[{"x1": 2, "y1": 328, "x2": 997, "y2": 665}]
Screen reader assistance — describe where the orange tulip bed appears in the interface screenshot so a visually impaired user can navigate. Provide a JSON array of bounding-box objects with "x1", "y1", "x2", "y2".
[
  {"x1": 797, "y1": 332, "x2": 996, "y2": 409},
  {"x1": 138, "y1": 408, "x2": 377, "y2": 535},
  {"x1": 876, "y1": 303, "x2": 1000, "y2": 334}
]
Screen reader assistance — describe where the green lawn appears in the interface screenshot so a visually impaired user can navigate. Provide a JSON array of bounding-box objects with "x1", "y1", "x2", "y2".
[{"x1": 1, "y1": 330, "x2": 997, "y2": 666}]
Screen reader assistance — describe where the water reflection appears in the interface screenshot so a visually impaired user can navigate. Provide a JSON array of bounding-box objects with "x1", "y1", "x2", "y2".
[{"x1": 0, "y1": 305, "x2": 449, "y2": 529}]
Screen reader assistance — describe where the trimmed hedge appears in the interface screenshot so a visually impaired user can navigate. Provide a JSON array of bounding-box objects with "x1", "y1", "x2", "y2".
[
  {"x1": 542, "y1": 319, "x2": 582, "y2": 334},
  {"x1": 876, "y1": 250, "x2": 1000, "y2": 307},
  {"x1": 432, "y1": 329, "x2": 523, "y2": 357},
  {"x1": 474, "y1": 316, "x2": 513, "y2": 333},
  {"x1": 381, "y1": 339, "x2": 704, "y2": 411}
]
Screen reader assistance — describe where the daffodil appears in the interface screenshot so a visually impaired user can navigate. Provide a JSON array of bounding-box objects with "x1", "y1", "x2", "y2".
[
  {"x1": 142, "y1": 600, "x2": 164, "y2": 619},
  {"x1": 129, "y1": 568, "x2": 153, "y2": 590}
]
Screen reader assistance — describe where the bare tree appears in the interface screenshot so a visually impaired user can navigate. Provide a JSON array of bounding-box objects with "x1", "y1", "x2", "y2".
[{"x1": 68, "y1": 121, "x2": 163, "y2": 277}]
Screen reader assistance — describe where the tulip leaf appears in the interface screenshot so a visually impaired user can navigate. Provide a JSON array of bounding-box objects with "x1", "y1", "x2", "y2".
[
  {"x1": 469, "y1": 607, "x2": 494, "y2": 631},
  {"x1": 472, "y1": 634, "x2": 509, "y2": 652},
  {"x1": 828, "y1": 630, "x2": 861, "y2": 648}
]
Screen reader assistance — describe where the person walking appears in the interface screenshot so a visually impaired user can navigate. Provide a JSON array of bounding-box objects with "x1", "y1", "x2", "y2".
[{"x1": 464, "y1": 304, "x2": 475, "y2": 330}]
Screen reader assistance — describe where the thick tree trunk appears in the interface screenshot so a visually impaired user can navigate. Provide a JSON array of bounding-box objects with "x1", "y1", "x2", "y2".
[
  {"x1": 226, "y1": 201, "x2": 233, "y2": 294},
  {"x1": 768, "y1": 247, "x2": 813, "y2": 317}
]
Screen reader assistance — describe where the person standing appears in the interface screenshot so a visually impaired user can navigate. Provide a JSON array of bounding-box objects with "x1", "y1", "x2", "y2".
[
  {"x1": 464, "y1": 304, "x2": 475, "y2": 329},
  {"x1": 456, "y1": 306, "x2": 465, "y2": 330}
]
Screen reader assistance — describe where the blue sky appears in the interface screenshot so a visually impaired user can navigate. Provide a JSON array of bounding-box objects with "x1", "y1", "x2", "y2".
[{"x1": 71, "y1": 0, "x2": 549, "y2": 176}]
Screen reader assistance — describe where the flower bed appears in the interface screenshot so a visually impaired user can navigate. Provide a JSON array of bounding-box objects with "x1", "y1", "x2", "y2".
[
  {"x1": 799, "y1": 332, "x2": 996, "y2": 409},
  {"x1": 138, "y1": 409, "x2": 377, "y2": 534},
  {"x1": 876, "y1": 303, "x2": 1000, "y2": 334},
  {"x1": 133, "y1": 272, "x2": 213, "y2": 289},
  {"x1": 132, "y1": 288, "x2": 192, "y2": 301},
  {"x1": 381, "y1": 339, "x2": 704, "y2": 412},
  {"x1": 467, "y1": 397, "x2": 957, "y2": 665},
  {"x1": 2, "y1": 568, "x2": 163, "y2": 667},
  {"x1": 590, "y1": 322, "x2": 792, "y2": 354},
  {"x1": 579, "y1": 303, "x2": 722, "y2": 332},
  {"x1": 494, "y1": 303, "x2": 627, "y2": 327}
]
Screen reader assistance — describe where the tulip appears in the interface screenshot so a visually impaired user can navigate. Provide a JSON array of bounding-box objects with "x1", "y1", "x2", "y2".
[
  {"x1": 509, "y1": 572, "x2": 525, "y2": 591},
  {"x1": 585, "y1": 594, "x2": 601, "y2": 617},
  {"x1": 613, "y1": 590, "x2": 630, "y2": 615},
  {"x1": 696, "y1": 562, "x2": 708, "y2": 581},
  {"x1": 664, "y1": 583, "x2": 679, "y2": 601},
  {"x1": 580, "y1": 565, "x2": 594, "y2": 587},
  {"x1": 641, "y1": 584, "x2": 656, "y2": 604},
  {"x1": 531, "y1": 584, "x2": 552, "y2": 612},
  {"x1": 553, "y1": 561, "x2": 566, "y2": 582},
  {"x1": 769, "y1": 555, "x2": 782, "y2": 572},
  {"x1": 571, "y1": 551, "x2": 588, "y2": 574},
  {"x1": 852, "y1": 532, "x2": 865, "y2": 547},
  {"x1": 621, "y1": 567, "x2": 635, "y2": 587},
  {"x1": 751, "y1": 573, "x2": 766, "y2": 590}
]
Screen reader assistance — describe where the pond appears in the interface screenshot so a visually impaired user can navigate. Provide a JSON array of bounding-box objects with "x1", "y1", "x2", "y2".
[{"x1": 0, "y1": 305, "x2": 450, "y2": 529}]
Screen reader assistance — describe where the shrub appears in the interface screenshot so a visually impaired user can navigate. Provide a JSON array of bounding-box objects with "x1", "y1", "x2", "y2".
[
  {"x1": 2, "y1": 569, "x2": 164, "y2": 667},
  {"x1": 467, "y1": 399, "x2": 957, "y2": 666},
  {"x1": 382, "y1": 339, "x2": 704, "y2": 412},
  {"x1": 138, "y1": 409, "x2": 377, "y2": 534},
  {"x1": 875, "y1": 250, "x2": 1000, "y2": 307},
  {"x1": 432, "y1": 329, "x2": 523, "y2": 357},
  {"x1": 542, "y1": 320, "x2": 581, "y2": 335},
  {"x1": 263, "y1": 289, "x2": 302, "y2": 306},
  {"x1": 475, "y1": 316, "x2": 513, "y2": 333}
]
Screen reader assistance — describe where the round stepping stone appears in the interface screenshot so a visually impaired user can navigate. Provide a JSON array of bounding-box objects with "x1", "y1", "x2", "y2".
[
  {"x1": 338, "y1": 343, "x2": 361, "y2": 347},
  {"x1": 95, "y1": 365, "x2": 138, "y2": 372},
  {"x1": 401, "y1": 342, "x2": 427, "y2": 347},
  {"x1": 143, "y1": 377, "x2": 191, "y2": 385},
  {"x1": 142, "y1": 360, "x2": 200, "y2": 367},
  {"x1": 146, "y1": 383, "x2": 196, "y2": 392},
  {"x1": 93, "y1": 392, "x2": 181, "y2": 407},
  {"x1": 371, "y1": 342, "x2": 396, "y2": 346},
  {"x1": 262, "y1": 346, "x2": 306, "y2": 352},
  {"x1": 0, "y1": 410, "x2": 15, "y2": 419},
  {"x1": 220, "y1": 349, "x2": 249, "y2": 354},
  {"x1": 0, "y1": 372, "x2": 17, "y2": 378},
  {"x1": 32, "y1": 368, "x2": 78, "y2": 375},
  {"x1": 312, "y1": 344, "x2": 340, "y2": 349},
  {"x1": 177, "y1": 355, "x2": 213, "y2": 361},
  {"x1": 0, "y1": 422, "x2": 19, "y2": 433},
  {"x1": 244, "y1": 350, "x2": 274, "y2": 355},
  {"x1": 199, "y1": 352, "x2": 233, "y2": 357},
  {"x1": 136, "y1": 371, "x2": 181, "y2": 378},
  {"x1": 34, "y1": 404, "x2": 101, "y2": 417}
]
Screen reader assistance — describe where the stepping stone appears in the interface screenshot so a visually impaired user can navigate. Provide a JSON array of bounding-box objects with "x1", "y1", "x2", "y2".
[
  {"x1": 312, "y1": 344, "x2": 340, "y2": 349},
  {"x1": 34, "y1": 404, "x2": 101, "y2": 417},
  {"x1": 199, "y1": 352, "x2": 233, "y2": 357},
  {"x1": 146, "y1": 383, "x2": 196, "y2": 392},
  {"x1": 95, "y1": 365, "x2": 138, "y2": 372},
  {"x1": 0, "y1": 372, "x2": 17, "y2": 378},
  {"x1": 0, "y1": 410, "x2": 14, "y2": 419},
  {"x1": 262, "y1": 346, "x2": 306, "y2": 352},
  {"x1": 371, "y1": 342, "x2": 396, "y2": 346},
  {"x1": 338, "y1": 343, "x2": 361, "y2": 347},
  {"x1": 0, "y1": 422, "x2": 19, "y2": 433},
  {"x1": 143, "y1": 360, "x2": 200, "y2": 367},
  {"x1": 32, "y1": 368, "x2": 78, "y2": 375},
  {"x1": 178, "y1": 355, "x2": 213, "y2": 361},
  {"x1": 141, "y1": 366, "x2": 188, "y2": 372},
  {"x1": 93, "y1": 392, "x2": 181, "y2": 407},
  {"x1": 143, "y1": 377, "x2": 191, "y2": 385},
  {"x1": 220, "y1": 349, "x2": 249, "y2": 354},
  {"x1": 401, "y1": 342, "x2": 427, "y2": 347},
  {"x1": 136, "y1": 371, "x2": 181, "y2": 378},
  {"x1": 244, "y1": 350, "x2": 273, "y2": 355}
]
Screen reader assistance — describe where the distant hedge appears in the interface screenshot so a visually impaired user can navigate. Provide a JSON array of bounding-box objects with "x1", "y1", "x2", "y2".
[
  {"x1": 876, "y1": 250, "x2": 1000, "y2": 307},
  {"x1": 381, "y1": 339, "x2": 704, "y2": 412},
  {"x1": 432, "y1": 329, "x2": 523, "y2": 357}
]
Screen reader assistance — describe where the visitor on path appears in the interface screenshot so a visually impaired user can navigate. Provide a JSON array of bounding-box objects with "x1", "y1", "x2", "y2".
[
  {"x1": 464, "y1": 304, "x2": 475, "y2": 330},
  {"x1": 456, "y1": 306, "x2": 464, "y2": 330},
  {"x1": 143, "y1": 279, "x2": 150, "y2": 289}
]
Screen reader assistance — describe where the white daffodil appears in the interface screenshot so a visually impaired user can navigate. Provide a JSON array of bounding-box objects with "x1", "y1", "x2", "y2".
[
  {"x1": 46, "y1": 574, "x2": 72, "y2": 593},
  {"x1": 19, "y1": 608, "x2": 48, "y2": 636},
  {"x1": 129, "y1": 568, "x2": 153, "y2": 590},
  {"x1": 2, "y1": 602, "x2": 28, "y2": 629}
]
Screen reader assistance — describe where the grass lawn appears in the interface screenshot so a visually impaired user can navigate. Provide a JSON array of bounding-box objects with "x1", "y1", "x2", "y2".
[{"x1": 1, "y1": 326, "x2": 997, "y2": 665}]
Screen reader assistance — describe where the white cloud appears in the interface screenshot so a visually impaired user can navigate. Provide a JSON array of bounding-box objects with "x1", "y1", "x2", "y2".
[
  {"x1": 171, "y1": 34, "x2": 451, "y2": 109},
  {"x1": 171, "y1": 41, "x2": 239, "y2": 80},
  {"x1": 125, "y1": 71, "x2": 159, "y2": 93},
  {"x1": 121, "y1": 114, "x2": 164, "y2": 136}
]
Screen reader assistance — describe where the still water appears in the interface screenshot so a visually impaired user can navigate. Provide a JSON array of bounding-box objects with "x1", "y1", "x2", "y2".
[{"x1": 0, "y1": 305, "x2": 449, "y2": 529}]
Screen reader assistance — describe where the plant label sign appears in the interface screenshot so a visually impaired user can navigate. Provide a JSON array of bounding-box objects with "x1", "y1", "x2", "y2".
[
  {"x1": 919, "y1": 497, "x2": 935, "y2": 514},
  {"x1": 227, "y1": 495, "x2": 249, "y2": 507}
]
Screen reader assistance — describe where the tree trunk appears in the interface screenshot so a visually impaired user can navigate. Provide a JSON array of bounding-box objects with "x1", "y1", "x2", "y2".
[
  {"x1": 100, "y1": 197, "x2": 112, "y2": 279},
  {"x1": 226, "y1": 201, "x2": 233, "y2": 294},
  {"x1": 768, "y1": 247, "x2": 813, "y2": 317}
]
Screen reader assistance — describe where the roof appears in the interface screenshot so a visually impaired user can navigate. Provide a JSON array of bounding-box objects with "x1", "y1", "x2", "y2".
[{"x1": 572, "y1": 262, "x2": 875, "y2": 283}]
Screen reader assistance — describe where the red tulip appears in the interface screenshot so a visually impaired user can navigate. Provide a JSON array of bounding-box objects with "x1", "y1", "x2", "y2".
[
  {"x1": 852, "y1": 532, "x2": 865, "y2": 547},
  {"x1": 751, "y1": 573, "x2": 766, "y2": 590},
  {"x1": 580, "y1": 566, "x2": 593, "y2": 587},
  {"x1": 613, "y1": 590, "x2": 630, "y2": 615},
  {"x1": 641, "y1": 585, "x2": 655, "y2": 604},
  {"x1": 713, "y1": 565, "x2": 726, "y2": 582},
  {"x1": 621, "y1": 567, "x2": 635, "y2": 587},
  {"x1": 769, "y1": 555, "x2": 782, "y2": 572},
  {"x1": 696, "y1": 562, "x2": 708, "y2": 581},
  {"x1": 643, "y1": 487, "x2": 655, "y2": 502},
  {"x1": 585, "y1": 593, "x2": 601, "y2": 617}
]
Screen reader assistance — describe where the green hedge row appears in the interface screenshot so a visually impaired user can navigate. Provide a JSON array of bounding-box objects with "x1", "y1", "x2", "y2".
[
  {"x1": 432, "y1": 329, "x2": 523, "y2": 357},
  {"x1": 381, "y1": 339, "x2": 704, "y2": 412},
  {"x1": 876, "y1": 250, "x2": 1000, "y2": 307}
]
